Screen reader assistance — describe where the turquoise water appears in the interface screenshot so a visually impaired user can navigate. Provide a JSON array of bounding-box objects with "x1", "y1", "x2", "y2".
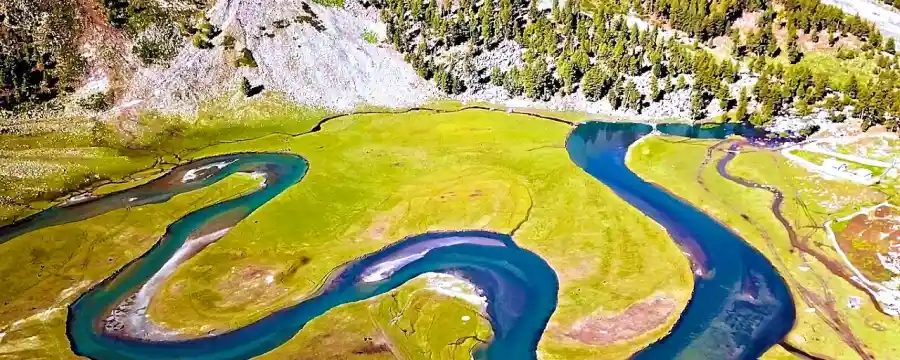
[
  {"x1": 51, "y1": 152, "x2": 559, "y2": 360},
  {"x1": 0, "y1": 121, "x2": 796, "y2": 360}
]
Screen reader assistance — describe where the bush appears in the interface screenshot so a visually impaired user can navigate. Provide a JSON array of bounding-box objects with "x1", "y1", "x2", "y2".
[
  {"x1": 830, "y1": 112, "x2": 847, "y2": 123},
  {"x1": 222, "y1": 35, "x2": 236, "y2": 50},
  {"x1": 192, "y1": 33, "x2": 213, "y2": 49},
  {"x1": 312, "y1": 0, "x2": 344, "y2": 7},
  {"x1": 133, "y1": 29, "x2": 179, "y2": 65},
  {"x1": 362, "y1": 30, "x2": 378, "y2": 44},
  {"x1": 799, "y1": 124, "x2": 821, "y2": 137},
  {"x1": 234, "y1": 49, "x2": 258, "y2": 67},
  {"x1": 78, "y1": 92, "x2": 111, "y2": 111}
]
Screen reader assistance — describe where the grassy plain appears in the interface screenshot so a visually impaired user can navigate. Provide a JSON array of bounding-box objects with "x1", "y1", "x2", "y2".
[
  {"x1": 0, "y1": 108, "x2": 694, "y2": 359},
  {"x1": 628, "y1": 136, "x2": 898, "y2": 360},
  {"x1": 152, "y1": 109, "x2": 693, "y2": 359}
]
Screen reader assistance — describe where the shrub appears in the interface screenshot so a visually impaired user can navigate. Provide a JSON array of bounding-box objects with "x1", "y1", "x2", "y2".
[
  {"x1": 78, "y1": 92, "x2": 111, "y2": 111},
  {"x1": 362, "y1": 30, "x2": 378, "y2": 44},
  {"x1": 235, "y1": 49, "x2": 258, "y2": 67},
  {"x1": 222, "y1": 35, "x2": 236, "y2": 50},
  {"x1": 133, "y1": 28, "x2": 179, "y2": 65},
  {"x1": 312, "y1": 0, "x2": 344, "y2": 7}
]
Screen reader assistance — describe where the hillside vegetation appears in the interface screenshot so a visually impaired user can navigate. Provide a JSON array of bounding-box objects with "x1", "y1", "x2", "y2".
[{"x1": 376, "y1": 0, "x2": 900, "y2": 130}]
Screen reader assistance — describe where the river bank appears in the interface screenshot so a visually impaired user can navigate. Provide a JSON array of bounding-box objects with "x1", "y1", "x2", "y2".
[{"x1": 628, "y1": 134, "x2": 900, "y2": 359}]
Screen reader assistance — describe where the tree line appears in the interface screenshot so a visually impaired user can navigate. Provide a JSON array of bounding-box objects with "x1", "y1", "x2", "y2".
[{"x1": 376, "y1": 0, "x2": 899, "y2": 131}]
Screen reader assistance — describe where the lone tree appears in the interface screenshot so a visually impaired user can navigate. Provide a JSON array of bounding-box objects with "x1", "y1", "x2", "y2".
[{"x1": 240, "y1": 77, "x2": 252, "y2": 96}]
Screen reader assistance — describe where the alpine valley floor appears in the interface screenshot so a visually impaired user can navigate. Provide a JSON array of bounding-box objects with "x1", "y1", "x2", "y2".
[
  {"x1": 0, "y1": 107, "x2": 693, "y2": 359},
  {"x1": 1, "y1": 104, "x2": 895, "y2": 359}
]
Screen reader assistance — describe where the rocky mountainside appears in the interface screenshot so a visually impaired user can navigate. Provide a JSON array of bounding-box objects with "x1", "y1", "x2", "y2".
[
  {"x1": 1, "y1": 0, "x2": 438, "y2": 121},
  {"x1": 121, "y1": 0, "x2": 437, "y2": 114}
]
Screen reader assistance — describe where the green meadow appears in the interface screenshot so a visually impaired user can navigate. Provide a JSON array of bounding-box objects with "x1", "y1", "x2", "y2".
[{"x1": 0, "y1": 107, "x2": 692, "y2": 359}]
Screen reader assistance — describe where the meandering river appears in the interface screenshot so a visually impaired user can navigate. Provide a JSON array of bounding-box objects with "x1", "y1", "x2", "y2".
[{"x1": 0, "y1": 118, "x2": 797, "y2": 359}]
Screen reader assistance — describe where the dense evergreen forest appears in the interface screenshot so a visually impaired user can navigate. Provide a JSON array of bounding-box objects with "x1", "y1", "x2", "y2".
[{"x1": 378, "y1": 0, "x2": 899, "y2": 130}]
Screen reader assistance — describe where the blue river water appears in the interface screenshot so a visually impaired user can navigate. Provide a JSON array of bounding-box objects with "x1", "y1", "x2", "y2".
[
  {"x1": 567, "y1": 122, "x2": 795, "y2": 359},
  {"x1": 0, "y1": 120, "x2": 796, "y2": 360}
]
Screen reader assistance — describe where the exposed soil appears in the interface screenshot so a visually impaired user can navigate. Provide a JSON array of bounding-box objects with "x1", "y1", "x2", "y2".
[
  {"x1": 214, "y1": 264, "x2": 288, "y2": 308},
  {"x1": 73, "y1": 0, "x2": 138, "y2": 100},
  {"x1": 835, "y1": 205, "x2": 900, "y2": 282},
  {"x1": 564, "y1": 295, "x2": 677, "y2": 346}
]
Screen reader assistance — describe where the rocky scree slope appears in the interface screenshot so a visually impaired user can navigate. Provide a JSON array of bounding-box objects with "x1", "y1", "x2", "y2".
[{"x1": 122, "y1": 0, "x2": 437, "y2": 113}]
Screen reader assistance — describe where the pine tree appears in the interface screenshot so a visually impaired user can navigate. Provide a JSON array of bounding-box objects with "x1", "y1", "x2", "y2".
[
  {"x1": 609, "y1": 82, "x2": 623, "y2": 110},
  {"x1": 846, "y1": 75, "x2": 859, "y2": 98},
  {"x1": 733, "y1": 88, "x2": 748, "y2": 123},
  {"x1": 240, "y1": 77, "x2": 252, "y2": 96},
  {"x1": 582, "y1": 65, "x2": 607, "y2": 101},
  {"x1": 557, "y1": 57, "x2": 576, "y2": 94},
  {"x1": 716, "y1": 85, "x2": 729, "y2": 109},
  {"x1": 730, "y1": 28, "x2": 743, "y2": 57},
  {"x1": 624, "y1": 81, "x2": 642, "y2": 112},
  {"x1": 650, "y1": 52, "x2": 664, "y2": 78},
  {"x1": 786, "y1": 27, "x2": 802, "y2": 64},
  {"x1": 499, "y1": 0, "x2": 513, "y2": 39},
  {"x1": 765, "y1": 28, "x2": 779, "y2": 57},
  {"x1": 886, "y1": 37, "x2": 897, "y2": 55},
  {"x1": 504, "y1": 67, "x2": 524, "y2": 95},
  {"x1": 690, "y1": 88, "x2": 705, "y2": 121},
  {"x1": 480, "y1": 0, "x2": 494, "y2": 43},
  {"x1": 573, "y1": 48, "x2": 590, "y2": 74},
  {"x1": 650, "y1": 75, "x2": 661, "y2": 102},
  {"x1": 490, "y1": 66, "x2": 504, "y2": 86},
  {"x1": 528, "y1": 0, "x2": 538, "y2": 23}
]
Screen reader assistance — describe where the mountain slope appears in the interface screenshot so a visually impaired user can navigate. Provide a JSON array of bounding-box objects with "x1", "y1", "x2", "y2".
[{"x1": 121, "y1": 0, "x2": 437, "y2": 113}]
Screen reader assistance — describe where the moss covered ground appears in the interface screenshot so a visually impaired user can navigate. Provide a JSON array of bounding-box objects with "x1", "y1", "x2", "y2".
[
  {"x1": 628, "y1": 136, "x2": 898, "y2": 360},
  {"x1": 0, "y1": 108, "x2": 693, "y2": 359}
]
